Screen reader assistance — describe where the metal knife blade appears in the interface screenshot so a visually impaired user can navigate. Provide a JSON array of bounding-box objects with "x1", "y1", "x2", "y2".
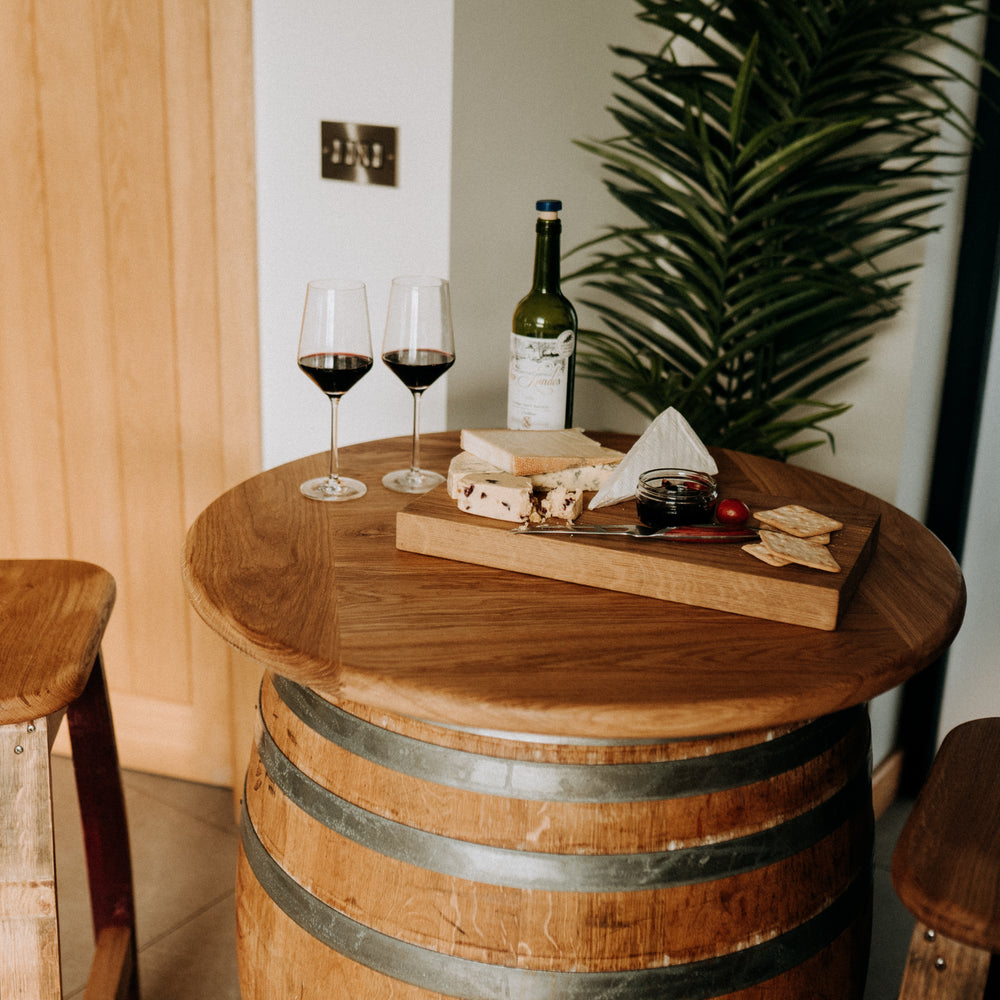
[{"x1": 511, "y1": 523, "x2": 758, "y2": 542}]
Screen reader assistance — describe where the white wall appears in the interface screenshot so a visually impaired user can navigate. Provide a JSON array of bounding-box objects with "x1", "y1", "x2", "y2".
[
  {"x1": 790, "y1": 9, "x2": 985, "y2": 511},
  {"x1": 253, "y1": 0, "x2": 454, "y2": 471},
  {"x1": 874, "y1": 8, "x2": 992, "y2": 751},
  {"x1": 449, "y1": 1, "x2": 654, "y2": 435},
  {"x1": 938, "y1": 306, "x2": 1000, "y2": 737}
]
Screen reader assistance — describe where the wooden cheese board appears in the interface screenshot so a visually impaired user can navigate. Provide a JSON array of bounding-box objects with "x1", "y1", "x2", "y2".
[{"x1": 395, "y1": 487, "x2": 880, "y2": 630}]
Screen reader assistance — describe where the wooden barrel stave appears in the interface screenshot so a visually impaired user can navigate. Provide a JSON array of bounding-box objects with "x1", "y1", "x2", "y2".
[{"x1": 238, "y1": 673, "x2": 873, "y2": 999}]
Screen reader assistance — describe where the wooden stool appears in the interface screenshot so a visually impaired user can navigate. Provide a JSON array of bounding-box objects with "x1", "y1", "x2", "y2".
[
  {"x1": 0, "y1": 560, "x2": 138, "y2": 1000},
  {"x1": 891, "y1": 717, "x2": 1000, "y2": 999}
]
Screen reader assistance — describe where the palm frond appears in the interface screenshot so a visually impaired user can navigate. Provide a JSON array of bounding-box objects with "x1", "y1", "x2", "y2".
[{"x1": 571, "y1": 0, "x2": 992, "y2": 459}]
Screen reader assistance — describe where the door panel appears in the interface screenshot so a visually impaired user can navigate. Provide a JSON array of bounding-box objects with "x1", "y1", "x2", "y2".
[{"x1": 1, "y1": 0, "x2": 260, "y2": 786}]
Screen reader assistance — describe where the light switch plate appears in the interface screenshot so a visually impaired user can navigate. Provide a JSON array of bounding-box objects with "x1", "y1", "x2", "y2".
[{"x1": 321, "y1": 121, "x2": 398, "y2": 187}]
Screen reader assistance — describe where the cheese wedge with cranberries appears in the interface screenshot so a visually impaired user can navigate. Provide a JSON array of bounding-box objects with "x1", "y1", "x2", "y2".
[
  {"x1": 455, "y1": 473, "x2": 534, "y2": 523},
  {"x1": 447, "y1": 451, "x2": 615, "y2": 499},
  {"x1": 454, "y1": 472, "x2": 584, "y2": 524},
  {"x1": 451, "y1": 428, "x2": 612, "y2": 524}
]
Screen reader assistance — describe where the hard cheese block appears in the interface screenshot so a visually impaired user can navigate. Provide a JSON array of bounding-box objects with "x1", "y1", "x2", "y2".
[
  {"x1": 460, "y1": 428, "x2": 624, "y2": 476},
  {"x1": 396, "y1": 489, "x2": 880, "y2": 630}
]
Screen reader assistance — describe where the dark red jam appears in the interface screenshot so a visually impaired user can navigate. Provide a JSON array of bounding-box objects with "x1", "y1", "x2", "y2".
[{"x1": 635, "y1": 469, "x2": 718, "y2": 529}]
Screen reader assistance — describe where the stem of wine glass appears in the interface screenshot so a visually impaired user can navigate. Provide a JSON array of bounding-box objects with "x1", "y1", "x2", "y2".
[
  {"x1": 409, "y1": 389, "x2": 424, "y2": 474},
  {"x1": 328, "y1": 395, "x2": 341, "y2": 485}
]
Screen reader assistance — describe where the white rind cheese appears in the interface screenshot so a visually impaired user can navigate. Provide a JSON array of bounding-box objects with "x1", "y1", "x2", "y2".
[
  {"x1": 540, "y1": 486, "x2": 583, "y2": 522},
  {"x1": 448, "y1": 452, "x2": 502, "y2": 498},
  {"x1": 454, "y1": 471, "x2": 584, "y2": 524},
  {"x1": 528, "y1": 464, "x2": 616, "y2": 492},
  {"x1": 448, "y1": 451, "x2": 616, "y2": 498},
  {"x1": 589, "y1": 407, "x2": 717, "y2": 509},
  {"x1": 455, "y1": 473, "x2": 533, "y2": 523}
]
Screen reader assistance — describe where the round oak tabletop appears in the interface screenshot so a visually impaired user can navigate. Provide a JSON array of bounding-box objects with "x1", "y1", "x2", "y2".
[{"x1": 182, "y1": 432, "x2": 965, "y2": 739}]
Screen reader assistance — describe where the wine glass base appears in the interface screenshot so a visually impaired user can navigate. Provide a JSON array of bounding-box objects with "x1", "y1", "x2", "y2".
[
  {"x1": 300, "y1": 476, "x2": 367, "y2": 502},
  {"x1": 382, "y1": 468, "x2": 445, "y2": 494}
]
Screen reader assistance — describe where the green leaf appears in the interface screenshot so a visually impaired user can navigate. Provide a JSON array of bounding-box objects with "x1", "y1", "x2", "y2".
[{"x1": 729, "y1": 33, "x2": 759, "y2": 147}]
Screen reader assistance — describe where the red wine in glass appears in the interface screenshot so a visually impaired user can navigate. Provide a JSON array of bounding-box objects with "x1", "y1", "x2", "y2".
[
  {"x1": 297, "y1": 278, "x2": 373, "y2": 502},
  {"x1": 299, "y1": 352, "x2": 374, "y2": 396},
  {"x1": 382, "y1": 348, "x2": 455, "y2": 391},
  {"x1": 380, "y1": 276, "x2": 455, "y2": 494}
]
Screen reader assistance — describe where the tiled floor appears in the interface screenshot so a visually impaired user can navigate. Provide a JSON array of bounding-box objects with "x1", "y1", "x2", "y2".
[
  {"x1": 51, "y1": 756, "x2": 915, "y2": 999},
  {"x1": 51, "y1": 756, "x2": 241, "y2": 999},
  {"x1": 867, "y1": 799, "x2": 919, "y2": 999}
]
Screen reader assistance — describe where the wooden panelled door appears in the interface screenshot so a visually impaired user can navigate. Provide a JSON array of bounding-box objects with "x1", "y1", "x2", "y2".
[{"x1": 1, "y1": 0, "x2": 262, "y2": 786}]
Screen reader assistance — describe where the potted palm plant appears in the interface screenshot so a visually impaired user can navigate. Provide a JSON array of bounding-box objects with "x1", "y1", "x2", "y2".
[{"x1": 567, "y1": 0, "x2": 991, "y2": 460}]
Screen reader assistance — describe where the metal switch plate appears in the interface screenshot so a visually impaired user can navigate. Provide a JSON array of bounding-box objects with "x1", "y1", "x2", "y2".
[{"x1": 321, "y1": 121, "x2": 398, "y2": 187}]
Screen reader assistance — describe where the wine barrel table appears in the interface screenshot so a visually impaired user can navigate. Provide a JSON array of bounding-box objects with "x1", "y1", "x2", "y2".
[{"x1": 183, "y1": 432, "x2": 965, "y2": 1000}]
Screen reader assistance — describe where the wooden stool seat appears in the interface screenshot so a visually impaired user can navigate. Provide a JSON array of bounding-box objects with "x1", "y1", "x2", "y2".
[
  {"x1": 891, "y1": 717, "x2": 1000, "y2": 998},
  {"x1": 1, "y1": 559, "x2": 138, "y2": 1000}
]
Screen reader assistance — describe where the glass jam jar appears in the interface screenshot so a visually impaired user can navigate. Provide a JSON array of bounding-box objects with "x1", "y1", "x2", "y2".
[{"x1": 635, "y1": 469, "x2": 718, "y2": 529}]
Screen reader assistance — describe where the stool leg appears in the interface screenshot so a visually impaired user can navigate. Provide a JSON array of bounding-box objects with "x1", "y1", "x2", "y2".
[
  {"x1": 898, "y1": 920, "x2": 991, "y2": 999},
  {"x1": 66, "y1": 651, "x2": 139, "y2": 1000},
  {"x1": 0, "y1": 715, "x2": 62, "y2": 999}
]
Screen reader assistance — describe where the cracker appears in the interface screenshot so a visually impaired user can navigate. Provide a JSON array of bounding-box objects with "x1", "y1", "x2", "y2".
[
  {"x1": 760, "y1": 530, "x2": 841, "y2": 573},
  {"x1": 742, "y1": 542, "x2": 793, "y2": 567},
  {"x1": 754, "y1": 504, "x2": 842, "y2": 538}
]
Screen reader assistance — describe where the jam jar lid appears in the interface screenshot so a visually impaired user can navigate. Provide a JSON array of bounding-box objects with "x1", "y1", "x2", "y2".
[{"x1": 635, "y1": 468, "x2": 718, "y2": 528}]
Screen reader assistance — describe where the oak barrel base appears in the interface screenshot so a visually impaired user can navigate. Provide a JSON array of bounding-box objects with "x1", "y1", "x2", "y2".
[{"x1": 238, "y1": 673, "x2": 873, "y2": 999}]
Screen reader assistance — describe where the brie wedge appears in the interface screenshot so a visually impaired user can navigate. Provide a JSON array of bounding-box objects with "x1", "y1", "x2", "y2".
[{"x1": 589, "y1": 408, "x2": 717, "y2": 509}]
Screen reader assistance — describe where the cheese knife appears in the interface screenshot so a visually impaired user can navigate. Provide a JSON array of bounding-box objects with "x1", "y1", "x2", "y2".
[{"x1": 511, "y1": 523, "x2": 758, "y2": 542}]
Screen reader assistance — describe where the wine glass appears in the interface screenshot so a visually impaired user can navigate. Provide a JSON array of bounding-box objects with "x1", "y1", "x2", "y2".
[
  {"x1": 297, "y1": 279, "x2": 374, "y2": 501},
  {"x1": 381, "y1": 275, "x2": 456, "y2": 493}
]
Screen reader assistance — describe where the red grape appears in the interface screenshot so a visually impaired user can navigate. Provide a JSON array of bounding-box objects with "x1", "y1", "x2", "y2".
[{"x1": 715, "y1": 498, "x2": 751, "y2": 526}]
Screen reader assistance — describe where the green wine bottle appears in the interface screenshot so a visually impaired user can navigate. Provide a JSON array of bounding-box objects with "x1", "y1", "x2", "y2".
[{"x1": 507, "y1": 200, "x2": 578, "y2": 429}]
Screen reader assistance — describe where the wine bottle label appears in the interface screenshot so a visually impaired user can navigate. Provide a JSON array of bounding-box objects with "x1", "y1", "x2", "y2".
[{"x1": 507, "y1": 330, "x2": 576, "y2": 429}]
